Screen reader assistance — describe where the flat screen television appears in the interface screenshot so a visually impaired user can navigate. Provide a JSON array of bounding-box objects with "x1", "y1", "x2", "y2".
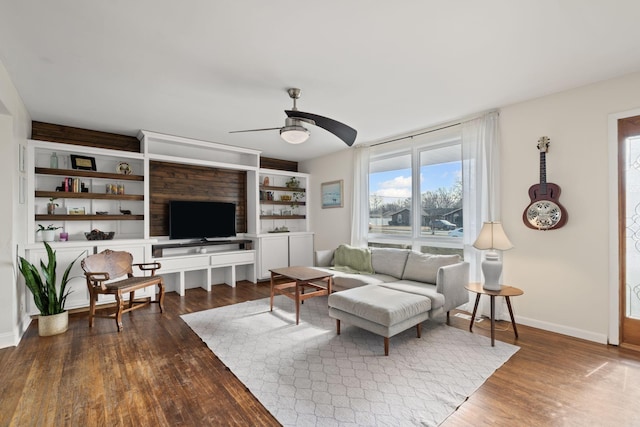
[{"x1": 169, "y1": 200, "x2": 236, "y2": 240}]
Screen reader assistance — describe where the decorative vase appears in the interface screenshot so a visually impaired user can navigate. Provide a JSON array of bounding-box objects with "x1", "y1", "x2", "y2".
[
  {"x1": 47, "y1": 203, "x2": 56, "y2": 214},
  {"x1": 41, "y1": 230, "x2": 56, "y2": 242},
  {"x1": 38, "y1": 311, "x2": 68, "y2": 336}
]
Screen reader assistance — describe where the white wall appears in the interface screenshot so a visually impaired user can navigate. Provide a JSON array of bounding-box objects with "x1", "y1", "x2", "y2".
[
  {"x1": 0, "y1": 59, "x2": 31, "y2": 348},
  {"x1": 500, "y1": 71, "x2": 640, "y2": 344},
  {"x1": 299, "y1": 148, "x2": 354, "y2": 251}
]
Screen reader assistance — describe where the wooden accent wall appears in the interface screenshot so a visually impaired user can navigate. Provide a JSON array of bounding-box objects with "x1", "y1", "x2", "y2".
[
  {"x1": 32, "y1": 121, "x2": 140, "y2": 152},
  {"x1": 260, "y1": 156, "x2": 298, "y2": 172},
  {"x1": 149, "y1": 161, "x2": 247, "y2": 236}
]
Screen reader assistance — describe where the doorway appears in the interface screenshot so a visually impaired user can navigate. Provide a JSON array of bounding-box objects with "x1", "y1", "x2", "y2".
[{"x1": 619, "y1": 115, "x2": 640, "y2": 349}]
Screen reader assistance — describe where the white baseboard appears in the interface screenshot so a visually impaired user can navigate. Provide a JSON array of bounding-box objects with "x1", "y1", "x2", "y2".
[
  {"x1": 0, "y1": 313, "x2": 33, "y2": 349},
  {"x1": 0, "y1": 331, "x2": 18, "y2": 348},
  {"x1": 516, "y1": 315, "x2": 608, "y2": 345}
]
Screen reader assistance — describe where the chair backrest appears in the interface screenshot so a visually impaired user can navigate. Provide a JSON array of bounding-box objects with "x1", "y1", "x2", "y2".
[{"x1": 81, "y1": 249, "x2": 134, "y2": 279}]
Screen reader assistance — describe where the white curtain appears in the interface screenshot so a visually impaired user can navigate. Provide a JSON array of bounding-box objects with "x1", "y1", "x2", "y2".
[
  {"x1": 461, "y1": 111, "x2": 508, "y2": 319},
  {"x1": 350, "y1": 145, "x2": 370, "y2": 247}
]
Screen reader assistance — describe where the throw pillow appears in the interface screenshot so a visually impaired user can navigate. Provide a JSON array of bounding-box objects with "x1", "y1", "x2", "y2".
[
  {"x1": 333, "y1": 244, "x2": 374, "y2": 274},
  {"x1": 402, "y1": 252, "x2": 461, "y2": 284},
  {"x1": 371, "y1": 247, "x2": 409, "y2": 278}
]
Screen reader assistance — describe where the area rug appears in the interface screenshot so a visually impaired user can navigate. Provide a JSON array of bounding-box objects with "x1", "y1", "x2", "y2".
[{"x1": 182, "y1": 296, "x2": 519, "y2": 426}]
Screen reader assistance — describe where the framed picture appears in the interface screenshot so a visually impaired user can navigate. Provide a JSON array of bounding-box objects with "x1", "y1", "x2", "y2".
[
  {"x1": 70, "y1": 154, "x2": 97, "y2": 171},
  {"x1": 321, "y1": 180, "x2": 343, "y2": 209}
]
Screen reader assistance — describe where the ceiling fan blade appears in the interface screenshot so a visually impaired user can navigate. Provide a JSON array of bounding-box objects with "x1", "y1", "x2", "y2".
[
  {"x1": 229, "y1": 127, "x2": 281, "y2": 134},
  {"x1": 285, "y1": 110, "x2": 357, "y2": 146}
]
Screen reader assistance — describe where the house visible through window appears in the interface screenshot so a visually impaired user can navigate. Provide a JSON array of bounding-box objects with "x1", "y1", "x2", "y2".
[{"x1": 367, "y1": 127, "x2": 463, "y2": 256}]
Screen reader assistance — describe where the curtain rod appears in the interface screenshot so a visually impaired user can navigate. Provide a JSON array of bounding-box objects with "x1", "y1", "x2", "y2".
[
  {"x1": 369, "y1": 122, "x2": 461, "y2": 147},
  {"x1": 367, "y1": 109, "x2": 499, "y2": 148}
]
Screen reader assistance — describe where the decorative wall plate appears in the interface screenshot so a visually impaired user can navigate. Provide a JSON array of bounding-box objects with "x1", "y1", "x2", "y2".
[{"x1": 116, "y1": 162, "x2": 132, "y2": 175}]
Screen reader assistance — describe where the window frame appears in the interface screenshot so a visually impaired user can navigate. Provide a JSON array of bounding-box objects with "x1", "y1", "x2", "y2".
[{"x1": 367, "y1": 128, "x2": 463, "y2": 252}]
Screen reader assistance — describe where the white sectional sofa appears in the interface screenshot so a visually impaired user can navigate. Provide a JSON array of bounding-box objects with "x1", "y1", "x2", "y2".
[
  {"x1": 314, "y1": 245, "x2": 470, "y2": 355},
  {"x1": 315, "y1": 246, "x2": 470, "y2": 320}
]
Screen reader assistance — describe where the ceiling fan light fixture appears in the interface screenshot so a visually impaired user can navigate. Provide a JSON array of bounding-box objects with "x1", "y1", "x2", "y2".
[{"x1": 280, "y1": 125, "x2": 310, "y2": 144}]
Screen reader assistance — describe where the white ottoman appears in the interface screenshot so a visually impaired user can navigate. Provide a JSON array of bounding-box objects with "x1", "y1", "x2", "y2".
[{"x1": 328, "y1": 284, "x2": 432, "y2": 356}]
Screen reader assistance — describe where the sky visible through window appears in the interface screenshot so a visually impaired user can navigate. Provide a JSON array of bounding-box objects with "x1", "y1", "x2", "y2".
[{"x1": 370, "y1": 162, "x2": 461, "y2": 203}]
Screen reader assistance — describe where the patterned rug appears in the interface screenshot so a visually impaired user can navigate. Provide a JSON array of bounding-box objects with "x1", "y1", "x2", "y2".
[{"x1": 182, "y1": 296, "x2": 519, "y2": 426}]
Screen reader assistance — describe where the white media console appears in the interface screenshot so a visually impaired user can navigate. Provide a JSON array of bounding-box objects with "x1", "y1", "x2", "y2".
[{"x1": 151, "y1": 239, "x2": 256, "y2": 296}]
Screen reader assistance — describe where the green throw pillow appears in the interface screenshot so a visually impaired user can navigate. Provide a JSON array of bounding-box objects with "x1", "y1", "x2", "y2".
[{"x1": 333, "y1": 244, "x2": 374, "y2": 274}]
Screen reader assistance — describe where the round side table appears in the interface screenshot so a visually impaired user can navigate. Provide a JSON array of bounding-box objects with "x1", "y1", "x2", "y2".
[{"x1": 464, "y1": 283, "x2": 524, "y2": 346}]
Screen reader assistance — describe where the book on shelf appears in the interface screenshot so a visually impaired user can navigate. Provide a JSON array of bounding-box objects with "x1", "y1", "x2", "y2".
[{"x1": 56, "y1": 178, "x2": 88, "y2": 193}]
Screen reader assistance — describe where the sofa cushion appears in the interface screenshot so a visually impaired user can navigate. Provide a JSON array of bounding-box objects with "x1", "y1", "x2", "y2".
[
  {"x1": 380, "y1": 280, "x2": 445, "y2": 310},
  {"x1": 371, "y1": 247, "x2": 410, "y2": 278},
  {"x1": 333, "y1": 244, "x2": 374, "y2": 274},
  {"x1": 401, "y1": 252, "x2": 461, "y2": 284},
  {"x1": 314, "y1": 249, "x2": 335, "y2": 267},
  {"x1": 328, "y1": 285, "x2": 431, "y2": 327},
  {"x1": 313, "y1": 267, "x2": 394, "y2": 290}
]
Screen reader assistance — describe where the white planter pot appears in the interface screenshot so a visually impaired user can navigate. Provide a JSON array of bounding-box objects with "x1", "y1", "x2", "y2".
[
  {"x1": 38, "y1": 311, "x2": 68, "y2": 336},
  {"x1": 40, "y1": 230, "x2": 56, "y2": 242}
]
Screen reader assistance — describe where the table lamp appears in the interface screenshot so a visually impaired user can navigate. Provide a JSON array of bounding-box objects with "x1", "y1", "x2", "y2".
[{"x1": 473, "y1": 221, "x2": 513, "y2": 291}]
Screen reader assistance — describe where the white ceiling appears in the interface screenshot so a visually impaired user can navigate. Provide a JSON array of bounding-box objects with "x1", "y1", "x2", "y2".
[{"x1": 2, "y1": 1, "x2": 640, "y2": 162}]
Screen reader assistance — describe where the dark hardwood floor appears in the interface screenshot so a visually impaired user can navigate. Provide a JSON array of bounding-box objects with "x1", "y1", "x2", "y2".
[{"x1": 2, "y1": 282, "x2": 640, "y2": 426}]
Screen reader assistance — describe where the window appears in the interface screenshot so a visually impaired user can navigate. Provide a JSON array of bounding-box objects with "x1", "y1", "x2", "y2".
[
  {"x1": 419, "y1": 144, "x2": 462, "y2": 238},
  {"x1": 369, "y1": 153, "x2": 412, "y2": 237},
  {"x1": 367, "y1": 127, "x2": 462, "y2": 253}
]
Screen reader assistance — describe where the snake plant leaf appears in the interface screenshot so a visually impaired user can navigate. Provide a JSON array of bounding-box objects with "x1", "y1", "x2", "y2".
[{"x1": 18, "y1": 242, "x2": 84, "y2": 316}]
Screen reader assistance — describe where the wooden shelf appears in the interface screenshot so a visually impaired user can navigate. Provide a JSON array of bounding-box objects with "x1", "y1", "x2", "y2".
[
  {"x1": 35, "y1": 214, "x2": 144, "y2": 221},
  {"x1": 36, "y1": 191, "x2": 144, "y2": 201},
  {"x1": 152, "y1": 239, "x2": 253, "y2": 258},
  {"x1": 260, "y1": 215, "x2": 306, "y2": 220},
  {"x1": 260, "y1": 185, "x2": 305, "y2": 192},
  {"x1": 259, "y1": 200, "x2": 306, "y2": 206},
  {"x1": 35, "y1": 167, "x2": 144, "y2": 181}
]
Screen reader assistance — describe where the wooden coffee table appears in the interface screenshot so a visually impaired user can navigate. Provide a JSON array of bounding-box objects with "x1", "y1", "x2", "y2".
[{"x1": 270, "y1": 266, "x2": 333, "y2": 325}]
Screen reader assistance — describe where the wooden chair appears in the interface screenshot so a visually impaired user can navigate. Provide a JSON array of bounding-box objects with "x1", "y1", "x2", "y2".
[{"x1": 81, "y1": 249, "x2": 165, "y2": 331}]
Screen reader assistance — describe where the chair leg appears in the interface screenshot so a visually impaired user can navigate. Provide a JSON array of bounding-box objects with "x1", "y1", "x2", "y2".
[
  {"x1": 157, "y1": 279, "x2": 165, "y2": 313},
  {"x1": 384, "y1": 337, "x2": 389, "y2": 356},
  {"x1": 128, "y1": 291, "x2": 135, "y2": 309},
  {"x1": 88, "y1": 291, "x2": 96, "y2": 328},
  {"x1": 115, "y1": 291, "x2": 124, "y2": 332},
  {"x1": 416, "y1": 323, "x2": 422, "y2": 338}
]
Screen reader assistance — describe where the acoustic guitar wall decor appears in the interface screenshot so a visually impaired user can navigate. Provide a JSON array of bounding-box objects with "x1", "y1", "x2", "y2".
[{"x1": 522, "y1": 136, "x2": 568, "y2": 230}]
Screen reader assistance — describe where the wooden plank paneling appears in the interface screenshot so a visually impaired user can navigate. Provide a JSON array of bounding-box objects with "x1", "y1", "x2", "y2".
[
  {"x1": 31, "y1": 121, "x2": 140, "y2": 152},
  {"x1": 149, "y1": 161, "x2": 247, "y2": 236},
  {"x1": 260, "y1": 156, "x2": 298, "y2": 172}
]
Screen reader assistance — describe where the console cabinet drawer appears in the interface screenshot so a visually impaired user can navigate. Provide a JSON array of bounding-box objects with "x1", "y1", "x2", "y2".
[
  {"x1": 210, "y1": 251, "x2": 255, "y2": 266},
  {"x1": 159, "y1": 255, "x2": 210, "y2": 271}
]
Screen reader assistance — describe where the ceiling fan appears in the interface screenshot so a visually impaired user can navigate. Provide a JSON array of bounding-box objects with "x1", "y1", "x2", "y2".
[{"x1": 230, "y1": 88, "x2": 357, "y2": 146}]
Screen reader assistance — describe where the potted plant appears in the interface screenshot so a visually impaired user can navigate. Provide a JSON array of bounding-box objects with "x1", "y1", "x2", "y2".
[
  {"x1": 37, "y1": 224, "x2": 61, "y2": 242},
  {"x1": 285, "y1": 176, "x2": 300, "y2": 189},
  {"x1": 18, "y1": 242, "x2": 83, "y2": 336},
  {"x1": 290, "y1": 191, "x2": 304, "y2": 211},
  {"x1": 47, "y1": 197, "x2": 59, "y2": 215}
]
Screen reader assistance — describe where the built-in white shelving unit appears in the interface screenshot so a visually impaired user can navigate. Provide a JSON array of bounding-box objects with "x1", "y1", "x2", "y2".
[{"x1": 22, "y1": 131, "x2": 315, "y2": 307}]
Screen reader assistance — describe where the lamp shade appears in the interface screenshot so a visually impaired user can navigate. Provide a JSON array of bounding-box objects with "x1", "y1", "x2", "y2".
[
  {"x1": 472, "y1": 221, "x2": 513, "y2": 251},
  {"x1": 280, "y1": 126, "x2": 310, "y2": 144}
]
